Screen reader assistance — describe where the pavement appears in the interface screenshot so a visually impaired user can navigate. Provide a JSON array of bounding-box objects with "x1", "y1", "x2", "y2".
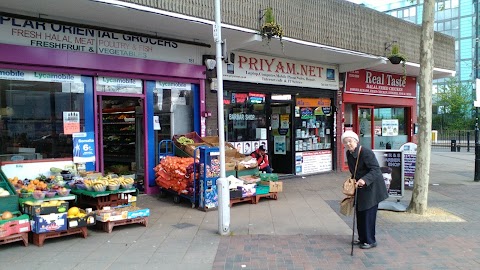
[{"x1": 2, "y1": 149, "x2": 480, "y2": 270}]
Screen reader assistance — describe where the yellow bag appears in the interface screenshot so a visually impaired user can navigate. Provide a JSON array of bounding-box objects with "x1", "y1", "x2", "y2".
[
  {"x1": 340, "y1": 197, "x2": 354, "y2": 216},
  {"x1": 342, "y1": 178, "x2": 356, "y2": 196},
  {"x1": 342, "y1": 146, "x2": 361, "y2": 196}
]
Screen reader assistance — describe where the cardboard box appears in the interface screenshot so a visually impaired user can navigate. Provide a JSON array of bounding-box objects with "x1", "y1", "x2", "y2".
[
  {"x1": 23, "y1": 201, "x2": 69, "y2": 216},
  {"x1": 95, "y1": 209, "x2": 128, "y2": 222},
  {"x1": 31, "y1": 213, "x2": 67, "y2": 234},
  {"x1": 95, "y1": 206, "x2": 149, "y2": 222},
  {"x1": 225, "y1": 162, "x2": 236, "y2": 171},
  {"x1": 260, "y1": 181, "x2": 283, "y2": 193},
  {"x1": 0, "y1": 213, "x2": 30, "y2": 238},
  {"x1": 127, "y1": 208, "x2": 150, "y2": 219},
  {"x1": 68, "y1": 212, "x2": 96, "y2": 228}
]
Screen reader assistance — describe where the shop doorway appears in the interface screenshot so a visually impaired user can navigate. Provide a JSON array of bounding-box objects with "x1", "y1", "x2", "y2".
[
  {"x1": 269, "y1": 102, "x2": 293, "y2": 174},
  {"x1": 97, "y1": 96, "x2": 145, "y2": 185},
  {"x1": 357, "y1": 106, "x2": 374, "y2": 149}
]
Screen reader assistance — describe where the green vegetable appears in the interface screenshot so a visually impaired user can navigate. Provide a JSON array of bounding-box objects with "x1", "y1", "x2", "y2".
[
  {"x1": 177, "y1": 136, "x2": 194, "y2": 145},
  {"x1": 50, "y1": 167, "x2": 63, "y2": 173},
  {"x1": 58, "y1": 207, "x2": 66, "y2": 213}
]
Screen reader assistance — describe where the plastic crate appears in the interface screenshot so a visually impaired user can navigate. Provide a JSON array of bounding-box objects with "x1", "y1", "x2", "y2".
[
  {"x1": 256, "y1": 185, "x2": 270, "y2": 195},
  {"x1": 0, "y1": 171, "x2": 19, "y2": 213},
  {"x1": 236, "y1": 167, "x2": 259, "y2": 178},
  {"x1": 77, "y1": 193, "x2": 130, "y2": 210},
  {"x1": 260, "y1": 173, "x2": 279, "y2": 181}
]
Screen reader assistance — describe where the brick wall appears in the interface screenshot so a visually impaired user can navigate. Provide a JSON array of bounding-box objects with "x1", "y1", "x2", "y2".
[{"x1": 121, "y1": 0, "x2": 455, "y2": 70}]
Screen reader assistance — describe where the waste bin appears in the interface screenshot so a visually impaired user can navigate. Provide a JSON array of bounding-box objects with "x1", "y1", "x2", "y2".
[{"x1": 451, "y1": 140, "x2": 456, "y2": 152}]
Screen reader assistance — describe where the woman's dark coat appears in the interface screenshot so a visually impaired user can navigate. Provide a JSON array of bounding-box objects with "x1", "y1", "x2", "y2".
[{"x1": 346, "y1": 145, "x2": 388, "y2": 211}]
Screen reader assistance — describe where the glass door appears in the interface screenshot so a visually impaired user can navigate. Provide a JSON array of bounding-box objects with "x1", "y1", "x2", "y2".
[
  {"x1": 357, "y1": 106, "x2": 374, "y2": 149},
  {"x1": 269, "y1": 102, "x2": 293, "y2": 174}
]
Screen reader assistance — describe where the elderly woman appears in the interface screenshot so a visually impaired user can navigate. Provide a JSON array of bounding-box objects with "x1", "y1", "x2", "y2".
[{"x1": 341, "y1": 130, "x2": 388, "y2": 249}]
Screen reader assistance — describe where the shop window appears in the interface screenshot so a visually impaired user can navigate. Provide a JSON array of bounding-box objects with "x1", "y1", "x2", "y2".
[
  {"x1": 224, "y1": 91, "x2": 267, "y2": 143},
  {"x1": 153, "y1": 82, "x2": 194, "y2": 137},
  {"x1": 0, "y1": 78, "x2": 85, "y2": 161},
  {"x1": 373, "y1": 108, "x2": 407, "y2": 149}
]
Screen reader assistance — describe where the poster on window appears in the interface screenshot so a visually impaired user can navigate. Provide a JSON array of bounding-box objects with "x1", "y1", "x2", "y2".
[
  {"x1": 382, "y1": 119, "x2": 399, "y2": 136},
  {"x1": 73, "y1": 132, "x2": 95, "y2": 163},
  {"x1": 274, "y1": 136, "x2": 286, "y2": 155},
  {"x1": 271, "y1": 114, "x2": 279, "y2": 129},
  {"x1": 260, "y1": 140, "x2": 268, "y2": 152},
  {"x1": 233, "y1": 142, "x2": 244, "y2": 154},
  {"x1": 243, "y1": 141, "x2": 253, "y2": 154},
  {"x1": 373, "y1": 150, "x2": 404, "y2": 197},
  {"x1": 63, "y1": 111, "x2": 80, "y2": 135},
  {"x1": 296, "y1": 150, "x2": 332, "y2": 175},
  {"x1": 280, "y1": 114, "x2": 289, "y2": 129}
]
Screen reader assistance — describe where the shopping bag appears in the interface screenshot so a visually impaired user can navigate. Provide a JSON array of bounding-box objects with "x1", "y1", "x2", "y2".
[
  {"x1": 340, "y1": 196, "x2": 354, "y2": 216},
  {"x1": 342, "y1": 178, "x2": 356, "y2": 196}
]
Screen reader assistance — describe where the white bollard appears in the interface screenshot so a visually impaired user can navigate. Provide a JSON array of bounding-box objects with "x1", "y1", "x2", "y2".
[{"x1": 217, "y1": 177, "x2": 230, "y2": 235}]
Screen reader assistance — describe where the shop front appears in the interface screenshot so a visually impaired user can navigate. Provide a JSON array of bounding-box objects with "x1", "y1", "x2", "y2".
[
  {"x1": 342, "y1": 69, "x2": 417, "y2": 170},
  {"x1": 0, "y1": 14, "x2": 206, "y2": 194},
  {"x1": 221, "y1": 51, "x2": 339, "y2": 175}
]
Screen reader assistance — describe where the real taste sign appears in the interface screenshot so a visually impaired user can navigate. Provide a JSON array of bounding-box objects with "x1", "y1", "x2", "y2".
[
  {"x1": 223, "y1": 51, "x2": 339, "y2": 89},
  {"x1": 345, "y1": 69, "x2": 416, "y2": 98}
]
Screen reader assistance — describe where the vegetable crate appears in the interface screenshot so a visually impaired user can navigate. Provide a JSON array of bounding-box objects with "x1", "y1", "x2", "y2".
[
  {"x1": 77, "y1": 193, "x2": 130, "y2": 210},
  {"x1": 236, "y1": 168, "x2": 259, "y2": 178},
  {"x1": 0, "y1": 170, "x2": 19, "y2": 213}
]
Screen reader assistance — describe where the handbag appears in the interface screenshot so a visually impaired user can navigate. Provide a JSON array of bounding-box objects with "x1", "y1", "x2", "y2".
[
  {"x1": 340, "y1": 196, "x2": 354, "y2": 216},
  {"x1": 342, "y1": 146, "x2": 362, "y2": 196}
]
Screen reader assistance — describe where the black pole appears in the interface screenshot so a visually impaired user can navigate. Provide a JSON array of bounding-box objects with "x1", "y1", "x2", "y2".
[
  {"x1": 475, "y1": 0, "x2": 480, "y2": 182},
  {"x1": 475, "y1": 108, "x2": 480, "y2": 181}
]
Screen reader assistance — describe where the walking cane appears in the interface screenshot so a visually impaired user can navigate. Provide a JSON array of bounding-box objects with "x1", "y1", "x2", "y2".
[{"x1": 351, "y1": 186, "x2": 358, "y2": 256}]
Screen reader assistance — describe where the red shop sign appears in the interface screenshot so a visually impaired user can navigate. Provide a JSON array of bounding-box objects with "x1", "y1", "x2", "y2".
[{"x1": 345, "y1": 70, "x2": 416, "y2": 98}]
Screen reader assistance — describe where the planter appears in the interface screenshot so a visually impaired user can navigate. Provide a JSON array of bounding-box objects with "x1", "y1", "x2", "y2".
[
  {"x1": 388, "y1": 56, "x2": 403, "y2": 65},
  {"x1": 262, "y1": 26, "x2": 275, "y2": 38}
]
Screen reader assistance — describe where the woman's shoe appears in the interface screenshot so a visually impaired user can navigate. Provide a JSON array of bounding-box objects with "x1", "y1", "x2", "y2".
[
  {"x1": 352, "y1": 240, "x2": 361, "y2": 245},
  {"x1": 359, "y1": 242, "x2": 377, "y2": 249}
]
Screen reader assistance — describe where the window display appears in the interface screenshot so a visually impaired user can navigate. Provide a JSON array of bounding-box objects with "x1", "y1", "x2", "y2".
[
  {"x1": 0, "y1": 71, "x2": 85, "y2": 161},
  {"x1": 224, "y1": 91, "x2": 267, "y2": 145},
  {"x1": 294, "y1": 98, "x2": 333, "y2": 152},
  {"x1": 294, "y1": 97, "x2": 334, "y2": 175}
]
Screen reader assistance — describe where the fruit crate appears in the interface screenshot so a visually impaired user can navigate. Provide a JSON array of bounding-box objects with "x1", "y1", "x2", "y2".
[
  {"x1": 0, "y1": 170, "x2": 19, "y2": 213},
  {"x1": 77, "y1": 192, "x2": 130, "y2": 210},
  {"x1": 236, "y1": 167, "x2": 259, "y2": 178},
  {"x1": 256, "y1": 185, "x2": 270, "y2": 195}
]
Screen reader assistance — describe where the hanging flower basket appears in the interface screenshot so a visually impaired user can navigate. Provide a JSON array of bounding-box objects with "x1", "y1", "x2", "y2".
[
  {"x1": 261, "y1": 22, "x2": 283, "y2": 39},
  {"x1": 387, "y1": 43, "x2": 407, "y2": 79},
  {"x1": 259, "y1": 7, "x2": 284, "y2": 51},
  {"x1": 388, "y1": 55, "x2": 403, "y2": 65}
]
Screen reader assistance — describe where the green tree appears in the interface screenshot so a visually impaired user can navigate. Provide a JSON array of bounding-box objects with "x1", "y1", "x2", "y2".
[{"x1": 435, "y1": 78, "x2": 474, "y2": 130}]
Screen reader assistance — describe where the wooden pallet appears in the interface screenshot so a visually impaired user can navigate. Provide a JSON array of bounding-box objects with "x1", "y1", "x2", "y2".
[
  {"x1": 31, "y1": 227, "x2": 88, "y2": 247},
  {"x1": 0, "y1": 232, "x2": 28, "y2": 247},
  {"x1": 229, "y1": 196, "x2": 255, "y2": 207},
  {"x1": 98, "y1": 217, "x2": 148, "y2": 233},
  {"x1": 255, "y1": 192, "x2": 278, "y2": 204}
]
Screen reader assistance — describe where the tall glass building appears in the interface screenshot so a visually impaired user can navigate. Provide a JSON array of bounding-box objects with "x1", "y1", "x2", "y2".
[{"x1": 357, "y1": 0, "x2": 474, "y2": 127}]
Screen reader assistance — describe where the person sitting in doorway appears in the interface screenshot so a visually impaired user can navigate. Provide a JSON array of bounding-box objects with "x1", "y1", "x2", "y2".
[{"x1": 251, "y1": 145, "x2": 272, "y2": 173}]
